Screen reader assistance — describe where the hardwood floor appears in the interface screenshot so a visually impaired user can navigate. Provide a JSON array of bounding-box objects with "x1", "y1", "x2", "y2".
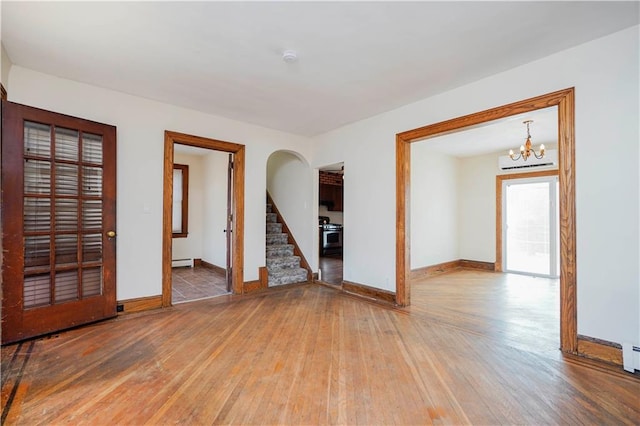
[
  {"x1": 172, "y1": 265, "x2": 229, "y2": 304},
  {"x1": 2, "y1": 272, "x2": 638, "y2": 425},
  {"x1": 319, "y1": 254, "x2": 343, "y2": 285}
]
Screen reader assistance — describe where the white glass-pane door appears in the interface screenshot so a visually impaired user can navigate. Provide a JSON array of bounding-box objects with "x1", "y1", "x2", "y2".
[{"x1": 504, "y1": 177, "x2": 558, "y2": 277}]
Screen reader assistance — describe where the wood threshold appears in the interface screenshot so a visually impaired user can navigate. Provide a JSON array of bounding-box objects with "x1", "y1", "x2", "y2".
[{"x1": 396, "y1": 88, "x2": 577, "y2": 354}]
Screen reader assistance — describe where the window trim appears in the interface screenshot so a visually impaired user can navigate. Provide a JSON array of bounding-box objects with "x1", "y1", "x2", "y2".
[{"x1": 172, "y1": 163, "x2": 189, "y2": 238}]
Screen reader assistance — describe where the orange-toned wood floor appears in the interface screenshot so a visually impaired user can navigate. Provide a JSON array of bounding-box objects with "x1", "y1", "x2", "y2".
[{"x1": 2, "y1": 270, "x2": 638, "y2": 424}]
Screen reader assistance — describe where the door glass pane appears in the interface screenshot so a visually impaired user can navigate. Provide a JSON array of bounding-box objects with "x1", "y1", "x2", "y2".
[
  {"x1": 55, "y1": 234, "x2": 78, "y2": 265},
  {"x1": 55, "y1": 270, "x2": 78, "y2": 303},
  {"x1": 82, "y1": 133, "x2": 103, "y2": 164},
  {"x1": 25, "y1": 235, "x2": 51, "y2": 268},
  {"x1": 82, "y1": 166, "x2": 102, "y2": 197},
  {"x1": 24, "y1": 121, "x2": 51, "y2": 157},
  {"x1": 24, "y1": 159, "x2": 51, "y2": 194},
  {"x1": 506, "y1": 182, "x2": 550, "y2": 275},
  {"x1": 55, "y1": 163, "x2": 79, "y2": 195},
  {"x1": 55, "y1": 127, "x2": 79, "y2": 161},
  {"x1": 24, "y1": 197, "x2": 51, "y2": 232},
  {"x1": 82, "y1": 200, "x2": 102, "y2": 230},
  {"x1": 55, "y1": 198, "x2": 78, "y2": 231},
  {"x1": 82, "y1": 267, "x2": 102, "y2": 297},
  {"x1": 82, "y1": 234, "x2": 102, "y2": 263},
  {"x1": 24, "y1": 274, "x2": 51, "y2": 308}
]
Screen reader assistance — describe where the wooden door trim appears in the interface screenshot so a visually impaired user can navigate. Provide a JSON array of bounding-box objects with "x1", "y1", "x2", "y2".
[
  {"x1": 495, "y1": 169, "x2": 559, "y2": 272},
  {"x1": 162, "y1": 131, "x2": 245, "y2": 307},
  {"x1": 396, "y1": 88, "x2": 577, "y2": 353}
]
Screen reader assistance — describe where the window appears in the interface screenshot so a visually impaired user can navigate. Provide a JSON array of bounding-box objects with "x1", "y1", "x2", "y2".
[{"x1": 172, "y1": 164, "x2": 189, "y2": 238}]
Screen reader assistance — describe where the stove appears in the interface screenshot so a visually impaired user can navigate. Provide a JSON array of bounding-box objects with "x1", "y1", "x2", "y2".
[{"x1": 319, "y1": 217, "x2": 342, "y2": 254}]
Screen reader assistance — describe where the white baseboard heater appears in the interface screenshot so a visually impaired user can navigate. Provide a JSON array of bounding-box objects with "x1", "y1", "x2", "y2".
[
  {"x1": 622, "y1": 342, "x2": 640, "y2": 373},
  {"x1": 172, "y1": 258, "x2": 194, "y2": 268}
]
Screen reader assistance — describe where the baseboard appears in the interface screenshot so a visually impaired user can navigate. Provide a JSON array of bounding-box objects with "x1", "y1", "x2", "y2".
[
  {"x1": 577, "y1": 335, "x2": 623, "y2": 366},
  {"x1": 201, "y1": 260, "x2": 226, "y2": 275},
  {"x1": 117, "y1": 295, "x2": 163, "y2": 315},
  {"x1": 342, "y1": 280, "x2": 396, "y2": 305},
  {"x1": 459, "y1": 259, "x2": 495, "y2": 271},
  {"x1": 243, "y1": 280, "x2": 263, "y2": 293},
  {"x1": 410, "y1": 260, "x2": 460, "y2": 280},
  {"x1": 243, "y1": 268, "x2": 269, "y2": 294},
  {"x1": 258, "y1": 266, "x2": 268, "y2": 290},
  {"x1": 410, "y1": 259, "x2": 496, "y2": 280}
]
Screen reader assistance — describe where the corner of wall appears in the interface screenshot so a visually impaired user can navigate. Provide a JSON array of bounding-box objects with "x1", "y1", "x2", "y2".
[{"x1": 1, "y1": 43, "x2": 13, "y2": 91}]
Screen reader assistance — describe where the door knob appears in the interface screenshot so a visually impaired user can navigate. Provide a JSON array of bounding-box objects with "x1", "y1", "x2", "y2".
[{"x1": 106, "y1": 230, "x2": 116, "y2": 238}]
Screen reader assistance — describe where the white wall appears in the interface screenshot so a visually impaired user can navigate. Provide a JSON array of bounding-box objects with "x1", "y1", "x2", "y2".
[
  {"x1": 1, "y1": 43, "x2": 11, "y2": 88},
  {"x1": 202, "y1": 150, "x2": 230, "y2": 268},
  {"x1": 267, "y1": 151, "x2": 315, "y2": 270},
  {"x1": 312, "y1": 26, "x2": 640, "y2": 347},
  {"x1": 7, "y1": 66, "x2": 313, "y2": 300},
  {"x1": 172, "y1": 153, "x2": 204, "y2": 262},
  {"x1": 457, "y1": 152, "x2": 497, "y2": 262},
  {"x1": 410, "y1": 145, "x2": 459, "y2": 268}
]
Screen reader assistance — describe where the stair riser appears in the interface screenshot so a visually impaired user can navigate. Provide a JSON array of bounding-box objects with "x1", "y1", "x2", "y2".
[
  {"x1": 266, "y1": 245, "x2": 294, "y2": 257},
  {"x1": 266, "y1": 234, "x2": 288, "y2": 245},
  {"x1": 266, "y1": 213, "x2": 277, "y2": 223},
  {"x1": 268, "y1": 269, "x2": 308, "y2": 286},
  {"x1": 266, "y1": 223, "x2": 282, "y2": 234},
  {"x1": 267, "y1": 256, "x2": 301, "y2": 269}
]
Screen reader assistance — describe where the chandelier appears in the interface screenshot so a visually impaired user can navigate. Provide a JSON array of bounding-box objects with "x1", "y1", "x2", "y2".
[{"x1": 509, "y1": 120, "x2": 545, "y2": 161}]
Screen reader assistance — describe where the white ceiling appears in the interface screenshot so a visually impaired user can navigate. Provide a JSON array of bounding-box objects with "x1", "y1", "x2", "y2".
[
  {"x1": 2, "y1": 2, "x2": 638, "y2": 138},
  {"x1": 422, "y1": 106, "x2": 558, "y2": 158}
]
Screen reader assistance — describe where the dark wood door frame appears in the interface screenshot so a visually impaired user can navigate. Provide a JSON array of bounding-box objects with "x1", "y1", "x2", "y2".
[
  {"x1": 396, "y1": 88, "x2": 577, "y2": 353},
  {"x1": 162, "y1": 131, "x2": 245, "y2": 307}
]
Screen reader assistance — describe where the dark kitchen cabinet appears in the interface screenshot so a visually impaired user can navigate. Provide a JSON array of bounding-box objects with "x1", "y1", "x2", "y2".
[{"x1": 319, "y1": 183, "x2": 343, "y2": 212}]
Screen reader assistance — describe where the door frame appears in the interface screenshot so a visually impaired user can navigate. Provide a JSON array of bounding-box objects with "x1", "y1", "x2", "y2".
[
  {"x1": 396, "y1": 88, "x2": 577, "y2": 353},
  {"x1": 496, "y1": 170, "x2": 559, "y2": 275},
  {"x1": 162, "y1": 131, "x2": 245, "y2": 307}
]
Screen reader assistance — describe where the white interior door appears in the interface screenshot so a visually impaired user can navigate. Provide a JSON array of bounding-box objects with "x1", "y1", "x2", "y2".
[{"x1": 503, "y1": 176, "x2": 559, "y2": 277}]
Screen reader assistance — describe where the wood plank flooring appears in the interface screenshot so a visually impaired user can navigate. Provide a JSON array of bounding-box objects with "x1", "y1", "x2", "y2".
[
  {"x1": 2, "y1": 271, "x2": 638, "y2": 425},
  {"x1": 319, "y1": 254, "x2": 343, "y2": 285}
]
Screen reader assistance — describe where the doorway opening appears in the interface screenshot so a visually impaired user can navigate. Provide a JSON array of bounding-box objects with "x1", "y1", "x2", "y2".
[
  {"x1": 318, "y1": 162, "x2": 344, "y2": 286},
  {"x1": 170, "y1": 146, "x2": 234, "y2": 304},
  {"x1": 396, "y1": 88, "x2": 577, "y2": 354},
  {"x1": 502, "y1": 175, "x2": 559, "y2": 278},
  {"x1": 162, "y1": 131, "x2": 245, "y2": 307}
]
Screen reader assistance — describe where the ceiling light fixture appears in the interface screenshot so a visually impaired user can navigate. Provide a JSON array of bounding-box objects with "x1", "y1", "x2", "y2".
[
  {"x1": 509, "y1": 120, "x2": 545, "y2": 161},
  {"x1": 282, "y1": 50, "x2": 298, "y2": 63}
]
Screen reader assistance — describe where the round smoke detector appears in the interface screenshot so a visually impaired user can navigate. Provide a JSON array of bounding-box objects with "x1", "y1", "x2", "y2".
[{"x1": 282, "y1": 50, "x2": 298, "y2": 63}]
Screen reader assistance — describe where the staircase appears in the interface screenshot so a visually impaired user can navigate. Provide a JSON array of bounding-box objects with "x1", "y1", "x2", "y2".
[{"x1": 266, "y1": 203, "x2": 309, "y2": 286}]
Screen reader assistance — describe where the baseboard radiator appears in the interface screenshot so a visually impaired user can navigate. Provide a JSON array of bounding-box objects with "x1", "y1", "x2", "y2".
[
  {"x1": 172, "y1": 258, "x2": 194, "y2": 268},
  {"x1": 622, "y1": 342, "x2": 640, "y2": 373}
]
